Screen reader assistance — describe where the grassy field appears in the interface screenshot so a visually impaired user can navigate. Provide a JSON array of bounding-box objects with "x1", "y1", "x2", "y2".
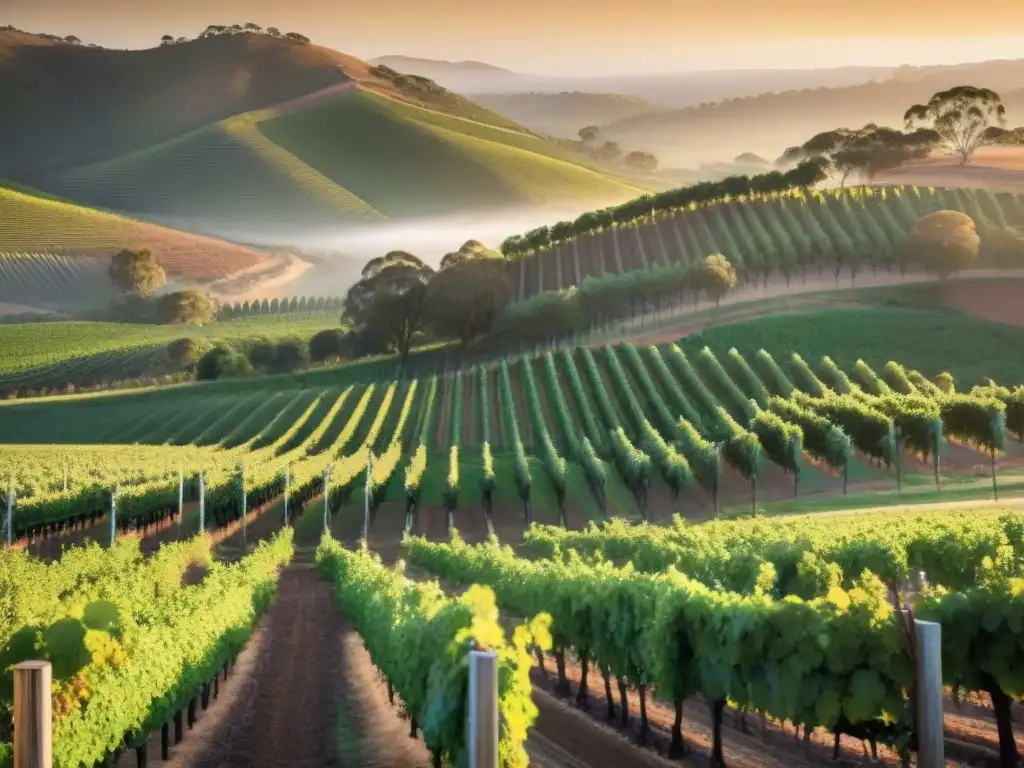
[
  {"x1": 0, "y1": 186, "x2": 267, "y2": 279},
  {"x1": 675, "y1": 306, "x2": 1024, "y2": 386}
]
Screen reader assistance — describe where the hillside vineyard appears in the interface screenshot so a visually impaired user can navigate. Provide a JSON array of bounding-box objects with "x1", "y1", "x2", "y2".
[
  {"x1": 2, "y1": 345, "x2": 1021, "y2": 538},
  {"x1": 1, "y1": 340, "x2": 1023, "y2": 765},
  {"x1": 503, "y1": 185, "x2": 1022, "y2": 299}
]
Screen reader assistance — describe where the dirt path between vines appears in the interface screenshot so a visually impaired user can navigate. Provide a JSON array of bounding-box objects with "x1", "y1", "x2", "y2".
[{"x1": 125, "y1": 564, "x2": 434, "y2": 768}]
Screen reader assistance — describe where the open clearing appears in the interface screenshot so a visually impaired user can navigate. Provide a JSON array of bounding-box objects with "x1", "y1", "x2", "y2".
[{"x1": 876, "y1": 147, "x2": 1024, "y2": 192}]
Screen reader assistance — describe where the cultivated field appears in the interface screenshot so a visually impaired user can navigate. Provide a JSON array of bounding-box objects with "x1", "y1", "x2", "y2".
[
  {"x1": 45, "y1": 88, "x2": 645, "y2": 226},
  {"x1": 0, "y1": 315, "x2": 339, "y2": 397},
  {"x1": 506, "y1": 184, "x2": 1023, "y2": 300},
  {"x1": 2, "y1": 331, "x2": 1024, "y2": 767},
  {"x1": 0, "y1": 252, "x2": 116, "y2": 311},
  {"x1": 0, "y1": 187, "x2": 268, "y2": 280}
]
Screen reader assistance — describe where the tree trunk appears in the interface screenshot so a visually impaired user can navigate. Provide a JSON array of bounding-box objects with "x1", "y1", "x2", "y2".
[
  {"x1": 555, "y1": 648, "x2": 571, "y2": 696},
  {"x1": 534, "y1": 645, "x2": 547, "y2": 674},
  {"x1": 988, "y1": 685, "x2": 1020, "y2": 768},
  {"x1": 668, "y1": 699, "x2": 687, "y2": 758},
  {"x1": 638, "y1": 685, "x2": 649, "y2": 744},
  {"x1": 711, "y1": 699, "x2": 727, "y2": 767},
  {"x1": 603, "y1": 667, "x2": 615, "y2": 720},
  {"x1": 576, "y1": 654, "x2": 589, "y2": 704},
  {"x1": 618, "y1": 679, "x2": 630, "y2": 728}
]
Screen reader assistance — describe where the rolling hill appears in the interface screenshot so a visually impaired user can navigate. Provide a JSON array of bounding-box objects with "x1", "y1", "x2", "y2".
[
  {"x1": 0, "y1": 185, "x2": 269, "y2": 281},
  {"x1": 368, "y1": 54, "x2": 901, "y2": 108},
  {"x1": 599, "y1": 58, "x2": 1024, "y2": 167},
  {"x1": 0, "y1": 30, "x2": 645, "y2": 230},
  {"x1": 469, "y1": 92, "x2": 666, "y2": 139}
]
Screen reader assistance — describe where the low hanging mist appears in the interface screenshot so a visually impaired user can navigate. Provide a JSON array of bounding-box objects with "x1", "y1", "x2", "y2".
[{"x1": 147, "y1": 203, "x2": 594, "y2": 265}]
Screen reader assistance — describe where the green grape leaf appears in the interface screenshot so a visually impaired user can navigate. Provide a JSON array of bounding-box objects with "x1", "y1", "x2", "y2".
[
  {"x1": 41, "y1": 618, "x2": 90, "y2": 681},
  {"x1": 82, "y1": 600, "x2": 122, "y2": 635},
  {"x1": 844, "y1": 669, "x2": 886, "y2": 724}
]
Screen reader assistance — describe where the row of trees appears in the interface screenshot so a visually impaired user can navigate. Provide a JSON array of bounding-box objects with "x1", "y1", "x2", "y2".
[
  {"x1": 489, "y1": 208, "x2": 982, "y2": 346},
  {"x1": 500, "y1": 159, "x2": 828, "y2": 258},
  {"x1": 191, "y1": 24, "x2": 309, "y2": 43},
  {"x1": 216, "y1": 295, "x2": 344, "y2": 319}
]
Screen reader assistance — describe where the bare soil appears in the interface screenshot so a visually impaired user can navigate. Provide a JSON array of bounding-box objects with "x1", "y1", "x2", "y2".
[
  {"x1": 876, "y1": 147, "x2": 1024, "y2": 193},
  {"x1": 932, "y1": 278, "x2": 1024, "y2": 330},
  {"x1": 118, "y1": 564, "x2": 434, "y2": 768}
]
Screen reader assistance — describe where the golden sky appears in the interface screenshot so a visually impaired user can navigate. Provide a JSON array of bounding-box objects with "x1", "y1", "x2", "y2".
[{"x1": 7, "y1": 0, "x2": 1024, "y2": 73}]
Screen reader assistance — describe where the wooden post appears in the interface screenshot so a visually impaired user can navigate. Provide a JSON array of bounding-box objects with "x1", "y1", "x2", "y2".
[
  {"x1": 109, "y1": 486, "x2": 118, "y2": 547},
  {"x1": 468, "y1": 651, "x2": 498, "y2": 768},
  {"x1": 14, "y1": 660, "x2": 52, "y2": 768},
  {"x1": 364, "y1": 455, "x2": 372, "y2": 542},
  {"x1": 5, "y1": 483, "x2": 13, "y2": 548},
  {"x1": 240, "y1": 466, "x2": 247, "y2": 553},
  {"x1": 284, "y1": 463, "x2": 290, "y2": 526},
  {"x1": 323, "y1": 466, "x2": 331, "y2": 534},
  {"x1": 198, "y1": 473, "x2": 205, "y2": 532},
  {"x1": 914, "y1": 619, "x2": 944, "y2": 768}
]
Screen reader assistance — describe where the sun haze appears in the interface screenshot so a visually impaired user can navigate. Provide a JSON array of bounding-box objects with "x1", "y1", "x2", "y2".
[{"x1": 7, "y1": 0, "x2": 1024, "y2": 73}]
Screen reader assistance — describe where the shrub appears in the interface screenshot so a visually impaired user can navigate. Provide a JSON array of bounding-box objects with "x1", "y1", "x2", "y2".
[
  {"x1": 166, "y1": 338, "x2": 204, "y2": 367},
  {"x1": 196, "y1": 345, "x2": 252, "y2": 380},
  {"x1": 309, "y1": 328, "x2": 346, "y2": 363}
]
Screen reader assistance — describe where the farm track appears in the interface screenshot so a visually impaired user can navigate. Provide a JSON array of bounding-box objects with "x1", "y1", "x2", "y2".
[
  {"x1": 599, "y1": 269, "x2": 1021, "y2": 349},
  {"x1": 118, "y1": 564, "x2": 434, "y2": 768}
]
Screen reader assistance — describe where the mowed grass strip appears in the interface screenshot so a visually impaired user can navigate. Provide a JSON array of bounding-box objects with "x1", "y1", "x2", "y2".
[{"x1": 0, "y1": 187, "x2": 265, "y2": 278}]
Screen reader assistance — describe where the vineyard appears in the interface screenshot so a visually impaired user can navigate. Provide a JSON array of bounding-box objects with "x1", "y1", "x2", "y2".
[
  {"x1": 0, "y1": 253, "x2": 115, "y2": 311},
  {"x1": 0, "y1": 314, "x2": 340, "y2": 396},
  {"x1": 0, "y1": 186, "x2": 267, "y2": 280},
  {"x1": 2, "y1": 334, "x2": 1024, "y2": 766},
  {"x1": 3, "y1": 339, "x2": 1024, "y2": 535},
  {"x1": 503, "y1": 184, "x2": 1024, "y2": 300}
]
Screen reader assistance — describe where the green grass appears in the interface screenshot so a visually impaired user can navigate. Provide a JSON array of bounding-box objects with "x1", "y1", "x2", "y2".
[
  {"x1": 723, "y1": 469, "x2": 1024, "y2": 517},
  {"x1": 676, "y1": 307, "x2": 1024, "y2": 387}
]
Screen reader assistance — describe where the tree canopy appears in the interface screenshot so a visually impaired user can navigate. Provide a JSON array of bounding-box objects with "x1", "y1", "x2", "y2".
[
  {"x1": 625, "y1": 151, "x2": 658, "y2": 173},
  {"x1": 108, "y1": 249, "x2": 166, "y2": 297},
  {"x1": 166, "y1": 338, "x2": 205, "y2": 367},
  {"x1": 196, "y1": 345, "x2": 252, "y2": 380},
  {"x1": 160, "y1": 288, "x2": 215, "y2": 325},
  {"x1": 779, "y1": 124, "x2": 939, "y2": 184},
  {"x1": 343, "y1": 251, "x2": 435, "y2": 367},
  {"x1": 426, "y1": 240, "x2": 513, "y2": 345},
  {"x1": 906, "y1": 210, "x2": 980, "y2": 279},
  {"x1": 695, "y1": 253, "x2": 738, "y2": 306},
  {"x1": 904, "y1": 86, "x2": 1006, "y2": 164}
]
